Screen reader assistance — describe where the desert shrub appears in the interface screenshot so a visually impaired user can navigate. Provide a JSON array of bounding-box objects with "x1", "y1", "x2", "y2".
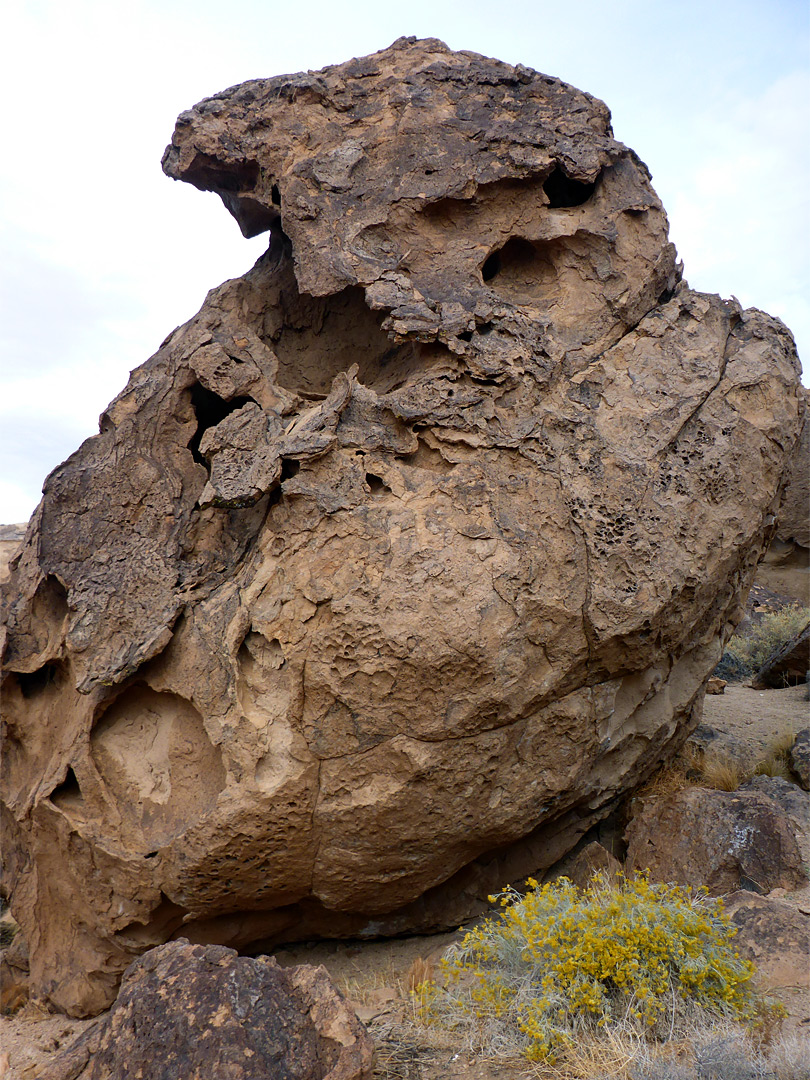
[
  {"x1": 417, "y1": 873, "x2": 760, "y2": 1064},
  {"x1": 719, "y1": 606, "x2": 810, "y2": 680}
]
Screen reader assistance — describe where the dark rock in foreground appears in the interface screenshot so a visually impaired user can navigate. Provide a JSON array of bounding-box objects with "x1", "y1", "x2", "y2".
[{"x1": 43, "y1": 941, "x2": 373, "y2": 1080}]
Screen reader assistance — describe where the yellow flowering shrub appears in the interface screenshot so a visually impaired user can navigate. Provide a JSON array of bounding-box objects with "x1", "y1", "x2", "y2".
[{"x1": 418, "y1": 872, "x2": 758, "y2": 1062}]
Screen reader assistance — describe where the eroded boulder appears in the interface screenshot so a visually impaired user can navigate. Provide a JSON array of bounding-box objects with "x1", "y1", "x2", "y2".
[
  {"x1": 751, "y1": 621, "x2": 810, "y2": 689},
  {"x1": 41, "y1": 941, "x2": 374, "y2": 1080},
  {"x1": 0, "y1": 38, "x2": 804, "y2": 1015}
]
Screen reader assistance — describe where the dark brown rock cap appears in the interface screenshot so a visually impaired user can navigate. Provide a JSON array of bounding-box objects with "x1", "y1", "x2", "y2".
[{"x1": 162, "y1": 35, "x2": 676, "y2": 338}]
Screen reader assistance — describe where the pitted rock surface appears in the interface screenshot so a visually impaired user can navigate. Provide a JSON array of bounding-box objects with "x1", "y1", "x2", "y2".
[{"x1": 0, "y1": 38, "x2": 804, "y2": 1015}]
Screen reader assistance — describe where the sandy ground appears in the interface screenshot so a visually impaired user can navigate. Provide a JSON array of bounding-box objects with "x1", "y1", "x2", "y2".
[
  {"x1": 1, "y1": 684, "x2": 809, "y2": 1079},
  {"x1": 700, "y1": 682, "x2": 809, "y2": 763}
]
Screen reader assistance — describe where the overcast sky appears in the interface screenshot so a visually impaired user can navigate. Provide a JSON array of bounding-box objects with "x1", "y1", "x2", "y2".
[{"x1": 1, "y1": 0, "x2": 807, "y2": 524}]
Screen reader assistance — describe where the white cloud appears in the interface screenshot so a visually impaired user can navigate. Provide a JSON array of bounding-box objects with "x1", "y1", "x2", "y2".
[{"x1": 662, "y1": 70, "x2": 809, "y2": 358}]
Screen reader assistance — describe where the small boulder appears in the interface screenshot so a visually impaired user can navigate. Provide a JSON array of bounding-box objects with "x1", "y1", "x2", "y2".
[
  {"x1": 555, "y1": 840, "x2": 622, "y2": 890},
  {"x1": 625, "y1": 786, "x2": 806, "y2": 896},
  {"x1": 705, "y1": 676, "x2": 727, "y2": 695},
  {"x1": 47, "y1": 940, "x2": 374, "y2": 1080},
  {"x1": 739, "y1": 775, "x2": 809, "y2": 834},
  {"x1": 722, "y1": 891, "x2": 810, "y2": 990},
  {"x1": 686, "y1": 723, "x2": 751, "y2": 769},
  {"x1": 790, "y1": 728, "x2": 810, "y2": 790}
]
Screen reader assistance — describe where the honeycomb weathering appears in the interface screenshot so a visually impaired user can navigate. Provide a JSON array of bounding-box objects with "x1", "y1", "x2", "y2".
[{"x1": 0, "y1": 37, "x2": 803, "y2": 1016}]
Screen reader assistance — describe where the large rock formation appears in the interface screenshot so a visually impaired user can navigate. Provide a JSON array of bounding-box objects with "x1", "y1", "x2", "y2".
[{"x1": 0, "y1": 38, "x2": 803, "y2": 1016}]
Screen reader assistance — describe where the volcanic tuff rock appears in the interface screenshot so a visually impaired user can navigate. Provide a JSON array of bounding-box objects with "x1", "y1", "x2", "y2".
[{"x1": 0, "y1": 38, "x2": 804, "y2": 1015}]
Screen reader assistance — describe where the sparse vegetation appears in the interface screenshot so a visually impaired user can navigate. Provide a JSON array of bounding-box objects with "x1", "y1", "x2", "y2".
[
  {"x1": 637, "y1": 727, "x2": 799, "y2": 799},
  {"x1": 414, "y1": 873, "x2": 771, "y2": 1066},
  {"x1": 699, "y1": 755, "x2": 748, "y2": 793},
  {"x1": 717, "y1": 606, "x2": 810, "y2": 682},
  {"x1": 751, "y1": 730, "x2": 796, "y2": 782}
]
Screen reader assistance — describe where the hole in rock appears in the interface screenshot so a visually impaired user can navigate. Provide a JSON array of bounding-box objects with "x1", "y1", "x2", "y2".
[
  {"x1": 187, "y1": 384, "x2": 253, "y2": 466},
  {"x1": 49, "y1": 766, "x2": 83, "y2": 809},
  {"x1": 268, "y1": 286, "x2": 427, "y2": 397},
  {"x1": 456, "y1": 330, "x2": 473, "y2": 342},
  {"x1": 17, "y1": 661, "x2": 63, "y2": 699},
  {"x1": 181, "y1": 154, "x2": 275, "y2": 237},
  {"x1": 238, "y1": 631, "x2": 286, "y2": 673},
  {"x1": 185, "y1": 155, "x2": 260, "y2": 195},
  {"x1": 477, "y1": 321, "x2": 494, "y2": 335},
  {"x1": 271, "y1": 183, "x2": 281, "y2": 206},
  {"x1": 365, "y1": 473, "x2": 390, "y2": 495},
  {"x1": 280, "y1": 459, "x2": 300, "y2": 482},
  {"x1": 266, "y1": 459, "x2": 300, "y2": 509},
  {"x1": 31, "y1": 574, "x2": 69, "y2": 626},
  {"x1": 90, "y1": 686, "x2": 226, "y2": 848},
  {"x1": 481, "y1": 237, "x2": 559, "y2": 303},
  {"x1": 543, "y1": 166, "x2": 597, "y2": 208},
  {"x1": 481, "y1": 251, "x2": 501, "y2": 282}
]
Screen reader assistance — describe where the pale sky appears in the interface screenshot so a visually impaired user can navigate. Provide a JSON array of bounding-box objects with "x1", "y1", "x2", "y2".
[{"x1": 1, "y1": 0, "x2": 807, "y2": 524}]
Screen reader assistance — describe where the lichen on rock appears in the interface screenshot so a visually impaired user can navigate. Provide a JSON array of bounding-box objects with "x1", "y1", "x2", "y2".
[{"x1": 0, "y1": 37, "x2": 804, "y2": 1016}]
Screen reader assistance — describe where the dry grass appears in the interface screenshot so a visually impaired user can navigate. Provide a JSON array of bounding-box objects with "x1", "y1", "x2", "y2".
[
  {"x1": 394, "y1": 1002, "x2": 809, "y2": 1080},
  {"x1": 336, "y1": 964, "x2": 406, "y2": 1008},
  {"x1": 390, "y1": 1004, "x2": 809, "y2": 1079},
  {"x1": 700, "y1": 755, "x2": 748, "y2": 792},
  {"x1": 638, "y1": 725, "x2": 799, "y2": 800}
]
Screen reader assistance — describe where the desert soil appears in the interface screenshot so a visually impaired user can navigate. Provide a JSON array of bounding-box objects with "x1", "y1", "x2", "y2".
[{"x1": 1, "y1": 683, "x2": 808, "y2": 1079}]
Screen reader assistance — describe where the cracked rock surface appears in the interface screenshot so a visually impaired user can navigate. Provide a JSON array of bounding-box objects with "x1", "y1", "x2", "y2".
[{"x1": 0, "y1": 37, "x2": 803, "y2": 1016}]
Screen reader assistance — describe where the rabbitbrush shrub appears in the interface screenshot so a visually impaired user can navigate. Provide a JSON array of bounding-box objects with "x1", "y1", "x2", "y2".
[{"x1": 417, "y1": 873, "x2": 761, "y2": 1063}]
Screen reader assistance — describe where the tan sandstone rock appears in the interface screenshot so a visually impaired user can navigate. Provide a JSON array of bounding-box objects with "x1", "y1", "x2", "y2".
[
  {"x1": 0, "y1": 38, "x2": 804, "y2": 1015},
  {"x1": 0, "y1": 525, "x2": 26, "y2": 586}
]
